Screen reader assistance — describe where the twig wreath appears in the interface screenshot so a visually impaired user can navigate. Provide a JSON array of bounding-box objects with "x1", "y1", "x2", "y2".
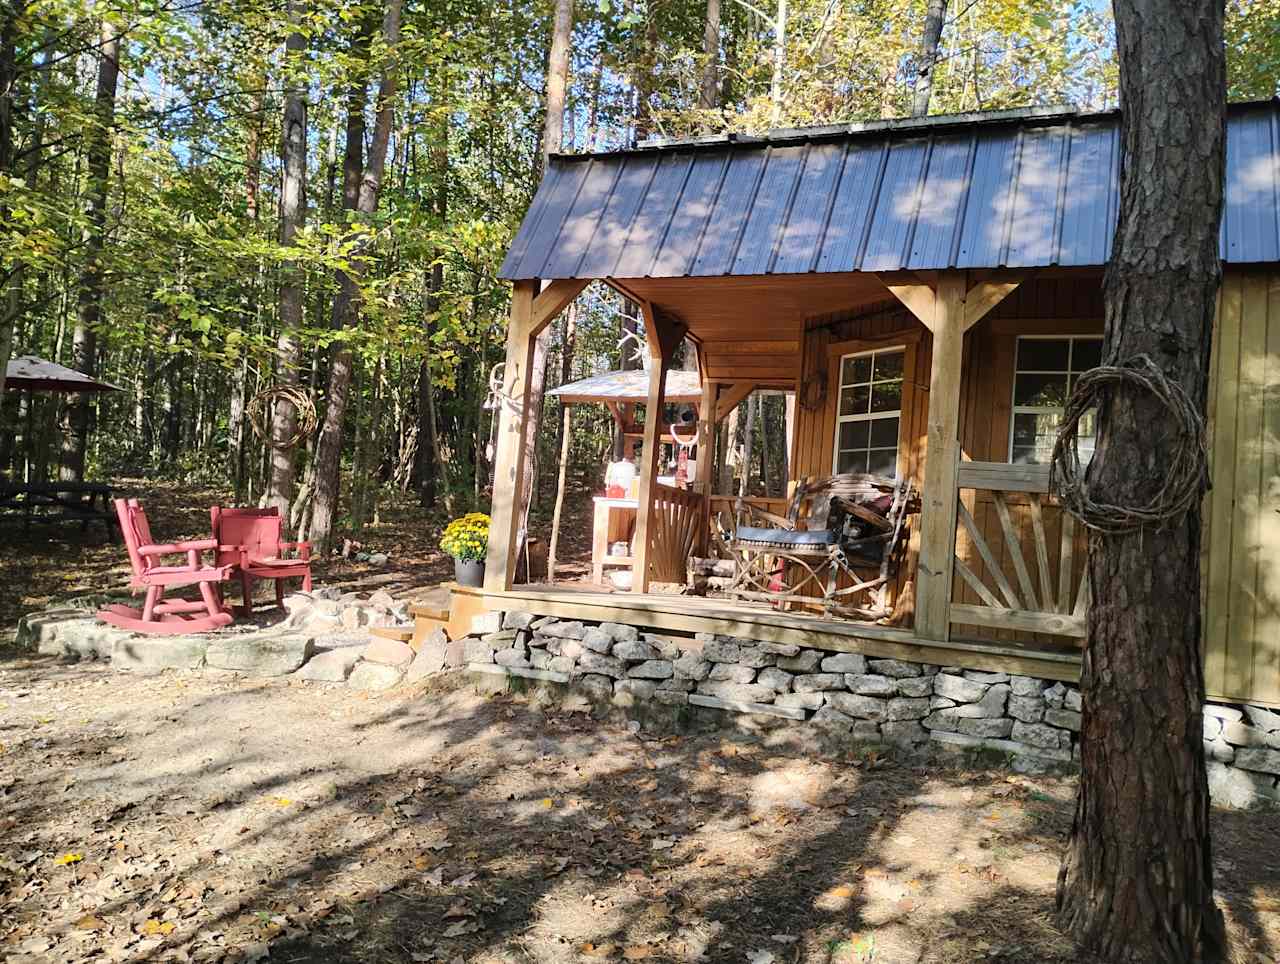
[
  {"x1": 248, "y1": 385, "x2": 318, "y2": 450},
  {"x1": 1049, "y1": 354, "x2": 1209, "y2": 535}
]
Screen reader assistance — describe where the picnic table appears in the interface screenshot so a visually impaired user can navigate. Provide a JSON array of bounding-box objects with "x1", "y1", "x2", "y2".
[{"x1": 0, "y1": 480, "x2": 118, "y2": 540}]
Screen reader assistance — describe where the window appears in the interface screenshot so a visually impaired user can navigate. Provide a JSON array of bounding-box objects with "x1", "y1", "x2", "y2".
[
  {"x1": 1010, "y1": 336, "x2": 1103, "y2": 464},
  {"x1": 833, "y1": 347, "x2": 903, "y2": 477}
]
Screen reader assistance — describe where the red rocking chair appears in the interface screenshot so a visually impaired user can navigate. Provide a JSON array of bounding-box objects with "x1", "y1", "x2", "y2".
[
  {"x1": 98, "y1": 498, "x2": 236, "y2": 634},
  {"x1": 210, "y1": 506, "x2": 313, "y2": 615}
]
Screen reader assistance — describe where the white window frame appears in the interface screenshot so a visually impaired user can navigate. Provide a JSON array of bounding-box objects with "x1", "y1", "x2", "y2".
[
  {"x1": 832, "y1": 345, "x2": 905, "y2": 478},
  {"x1": 1008, "y1": 334, "x2": 1103, "y2": 464}
]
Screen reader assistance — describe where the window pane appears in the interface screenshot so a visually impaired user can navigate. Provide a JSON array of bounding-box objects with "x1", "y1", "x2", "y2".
[
  {"x1": 1012, "y1": 412, "x2": 1061, "y2": 465},
  {"x1": 1011, "y1": 445, "x2": 1040, "y2": 464},
  {"x1": 1072, "y1": 338, "x2": 1103, "y2": 372},
  {"x1": 867, "y1": 448, "x2": 897, "y2": 477},
  {"x1": 869, "y1": 380, "x2": 902, "y2": 413},
  {"x1": 840, "y1": 384, "x2": 871, "y2": 416},
  {"x1": 836, "y1": 450, "x2": 864, "y2": 474},
  {"x1": 872, "y1": 350, "x2": 904, "y2": 381},
  {"x1": 868, "y1": 415, "x2": 899, "y2": 448},
  {"x1": 839, "y1": 420, "x2": 869, "y2": 450},
  {"x1": 1013, "y1": 372, "x2": 1068, "y2": 407},
  {"x1": 1016, "y1": 338, "x2": 1070, "y2": 372},
  {"x1": 842, "y1": 355, "x2": 872, "y2": 386}
]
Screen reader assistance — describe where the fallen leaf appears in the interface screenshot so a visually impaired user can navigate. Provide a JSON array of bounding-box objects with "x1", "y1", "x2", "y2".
[
  {"x1": 441, "y1": 920, "x2": 481, "y2": 938},
  {"x1": 54, "y1": 852, "x2": 84, "y2": 866},
  {"x1": 448, "y1": 872, "x2": 477, "y2": 888},
  {"x1": 443, "y1": 900, "x2": 474, "y2": 919},
  {"x1": 273, "y1": 797, "x2": 293, "y2": 807},
  {"x1": 75, "y1": 914, "x2": 108, "y2": 931},
  {"x1": 581, "y1": 942, "x2": 617, "y2": 956},
  {"x1": 140, "y1": 919, "x2": 176, "y2": 936},
  {"x1": 622, "y1": 945, "x2": 653, "y2": 959},
  {"x1": 541, "y1": 798, "x2": 555, "y2": 809}
]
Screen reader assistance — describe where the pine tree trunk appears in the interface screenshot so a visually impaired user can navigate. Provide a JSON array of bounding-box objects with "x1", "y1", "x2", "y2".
[
  {"x1": 699, "y1": 0, "x2": 721, "y2": 111},
  {"x1": 768, "y1": 0, "x2": 787, "y2": 126},
  {"x1": 61, "y1": 15, "x2": 119, "y2": 481},
  {"x1": 267, "y1": 6, "x2": 308, "y2": 529},
  {"x1": 910, "y1": 0, "x2": 947, "y2": 117},
  {"x1": 1055, "y1": 3, "x2": 1227, "y2": 961},
  {"x1": 0, "y1": 1, "x2": 18, "y2": 398}
]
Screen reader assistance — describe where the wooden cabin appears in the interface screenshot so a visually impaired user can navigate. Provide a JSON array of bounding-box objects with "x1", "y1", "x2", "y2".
[{"x1": 481, "y1": 102, "x2": 1280, "y2": 707}]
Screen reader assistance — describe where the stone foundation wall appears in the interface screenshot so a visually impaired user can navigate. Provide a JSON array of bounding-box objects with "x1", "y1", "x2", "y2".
[{"x1": 465, "y1": 608, "x2": 1280, "y2": 810}]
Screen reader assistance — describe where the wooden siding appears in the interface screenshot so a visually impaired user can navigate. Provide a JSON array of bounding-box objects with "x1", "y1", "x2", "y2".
[{"x1": 1204, "y1": 271, "x2": 1280, "y2": 708}]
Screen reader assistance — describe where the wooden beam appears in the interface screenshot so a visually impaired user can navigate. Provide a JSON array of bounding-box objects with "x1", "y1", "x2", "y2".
[
  {"x1": 632, "y1": 336, "x2": 673, "y2": 594},
  {"x1": 878, "y1": 273, "x2": 937, "y2": 329},
  {"x1": 714, "y1": 382, "x2": 755, "y2": 423},
  {"x1": 484, "y1": 280, "x2": 539, "y2": 592},
  {"x1": 963, "y1": 281, "x2": 1021, "y2": 331},
  {"x1": 531, "y1": 279, "x2": 590, "y2": 336}
]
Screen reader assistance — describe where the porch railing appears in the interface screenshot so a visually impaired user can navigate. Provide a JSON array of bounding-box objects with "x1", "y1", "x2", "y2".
[
  {"x1": 949, "y1": 461, "x2": 1089, "y2": 639},
  {"x1": 649, "y1": 483, "x2": 707, "y2": 583}
]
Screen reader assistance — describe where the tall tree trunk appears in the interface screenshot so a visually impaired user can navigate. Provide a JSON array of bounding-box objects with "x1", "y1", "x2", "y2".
[
  {"x1": 308, "y1": 0, "x2": 403, "y2": 554},
  {"x1": 266, "y1": 6, "x2": 308, "y2": 529},
  {"x1": 910, "y1": 0, "x2": 947, "y2": 117},
  {"x1": 768, "y1": 0, "x2": 787, "y2": 126},
  {"x1": 699, "y1": 0, "x2": 721, "y2": 110},
  {"x1": 61, "y1": 14, "x2": 119, "y2": 481},
  {"x1": 738, "y1": 394, "x2": 754, "y2": 498},
  {"x1": 1055, "y1": 2, "x2": 1227, "y2": 962},
  {"x1": 0, "y1": 0, "x2": 18, "y2": 398}
]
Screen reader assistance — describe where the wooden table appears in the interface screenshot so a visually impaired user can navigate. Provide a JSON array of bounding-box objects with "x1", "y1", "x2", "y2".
[
  {"x1": 0, "y1": 481, "x2": 117, "y2": 540},
  {"x1": 591, "y1": 496, "x2": 637, "y2": 585}
]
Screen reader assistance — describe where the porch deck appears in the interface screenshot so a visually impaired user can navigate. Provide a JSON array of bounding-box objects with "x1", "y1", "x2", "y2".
[{"x1": 469, "y1": 583, "x2": 1082, "y2": 683}]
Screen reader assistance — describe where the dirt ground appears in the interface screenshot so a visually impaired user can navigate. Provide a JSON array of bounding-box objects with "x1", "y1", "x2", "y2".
[{"x1": 2, "y1": 657, "x2": 1279, "y2": 964}]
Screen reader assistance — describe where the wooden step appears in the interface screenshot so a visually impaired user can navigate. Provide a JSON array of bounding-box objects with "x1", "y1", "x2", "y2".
[{"x1": 369, "y1": 626, "x2": 414, "y2": 643}]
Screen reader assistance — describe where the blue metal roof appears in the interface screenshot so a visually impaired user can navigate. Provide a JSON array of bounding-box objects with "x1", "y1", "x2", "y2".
[{"x1": 499, "y1": 101, "x2": 1280, "y2": 280}]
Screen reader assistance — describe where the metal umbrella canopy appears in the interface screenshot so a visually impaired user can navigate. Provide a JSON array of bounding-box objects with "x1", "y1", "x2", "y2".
[{"x1": 4, "y1": 355, "x2": 123, "y2": 393}]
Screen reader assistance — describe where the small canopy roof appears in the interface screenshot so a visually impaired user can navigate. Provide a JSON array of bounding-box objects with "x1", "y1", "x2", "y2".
[
  {"x1": 5, "y1": 355, "x2": 123, "y2": 393},
  {"x1": 549, "y1": 368, "x2": 703, "y2": 405}
]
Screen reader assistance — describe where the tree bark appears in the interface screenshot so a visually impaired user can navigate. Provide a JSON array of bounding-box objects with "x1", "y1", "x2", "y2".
[
  {"x1": 699, "y1": 0, "x2": 721, "y2": 110},
  {"x1": 266, "y1": 5, "x2": 308, "y2": 528},
  {"x1": 61, "y1": 14, "x2": 119, "y2": 481},
  {"x1": 0, "y1": 0, "x2": 18, "y2": 398},
  {"x1": 910, "y1": 0, "x2": 947, "y2": 117},
  {"x1": 1055, "y1": 2, "x2": 1227, "y2": 962},
  {"x1": 738, "y1": 394, "x2": 754, "y2": 497},
  {"x1": 308, "y1": 0, "x2": 402, "y2": 554},
  {"x1": 768, "y1": 0, "x2": 787, "y2": 126},
  {"x1": 542, "y1": 0, "x2": 572, "y2": 172}
]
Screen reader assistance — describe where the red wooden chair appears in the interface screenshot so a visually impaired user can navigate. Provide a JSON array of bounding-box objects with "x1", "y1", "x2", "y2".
[
  {"x1": 210, "y1": 506, "x2": 313, "y2": 615},
  {"x1": 98, "y1": 498, "x2": 235, "y2": 634}
]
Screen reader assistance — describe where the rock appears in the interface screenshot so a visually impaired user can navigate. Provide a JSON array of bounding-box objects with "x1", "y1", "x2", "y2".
[
  {"x1": 541, "y1": 620, "x2": 586, "y2": 640},
  {"x1": 952, "y1": 683, "x2": 1009, "y2": 719},
  {"x1": 1207, "y1": 761, "x2": 1280, "y2": 809},
  {"x1": 348, "y1": 661, "x2": 404, "y2": 691},
  {"x1": 825, "y1": 693, "x2": 889, "y2": 722},
  {"x1": 463, "y1": 639, "x2": 495, "y2": 664},
  {"x1": 885, "y1": 697, "x2": 930, "y2": 721},
  {"x1": 1064, "y1": 688, "x2": 1082, "y2": 712},
  {"x1": 649, "y1": 637, "x2": 682, "y2": 660},
  {"x1": 614, "y1": 679, "x2": 658, "y2": 704},
  {"x1": 653, "y1": 690, "x2": 689, "y2": 706},
  {"x1": 503, "y1": 610, "x2": 537, "y2": 630},
  {"x1": 957, "y1": 717, "x2": 1014, "y2": 739},
  {"x1": 600, "y1": 622, "x2": 640, "y2": 642},
  {"x1": 1244, "y1": 704, "x2": 1280, "y2": 733},
  {"x1": 880, "y1": 721, "x2": 928, "y2": 745},
  {"x1": 1203, "y1": 715, "x2": 1223, "y2": 741},
  {"x1": 929, "y1": 729, "x2": 984, "y2": 750},
  {"x1": 735, "y1": 645, "x2": 774, "y2": 669},
  {"x1": 695, "y1": 680, "x2": 775, "y2": 704},
  {"x1": 866, "y1": 658, "x2": 921, "y2": 678},
  {"x1": 1204, "y1": 739, "x2": 1235, "y2": 763},
  {"x1": 930, "y1": 696, "x2": 956, "y2": 709},
  {"x1": 1008, "y1": 695, "x2": 1045, "y2": 723},
  {"x1": 494, "y1": 647, "x2": 531, "y2": 668},
  {"x1": 1010, "y1": 721, "x2": 1067, "y2": 751},
  {"x1": 845, "y1": 674, "x2": 896, "y2": 697},
  {"x1": 368, "y1": 589, "x2": 396, "y2": 609},
  {"x1": 673, "y1": 654, "x2": 712, "y2": 681},
  {"x1": 1203, "y1": 704, "x2": 1244, "y2": 723},
  {"x1": 340, "y1": 607, "x2": 371, "y2": 630},
  {"x1": 984, "y1": 738, "x2": 1072, "y2": 763},
  {"x1": 1044, "y1": 708, "x2": 1081, "y2": 732},
  {"x1": 405, "y1": 629, "x2": 448, "y2": 681},
  {"x1": 963, "y1": 670, "x2": 1009, "y2": 684},
  {"x1": 281, "y1": 592, "x2": 314, "y2": 613},
  {"x1": 688, "y1": 694, "x2": 804, "y2": 721},
  {"x1": 1010, "y1": 675, "x2": 1045, "y2": 697},
  {"x1": 481, "y1": 629, "x2": 519, "y2": 646},
  {"x1": 367, "y1": 552, "x2": 389, "y2": 565},
  {"x1": 506, "y1": 665, "x2": 571, "y2": 684},
  {"x1": 794, "y1": 673, "x2": 845, "y2": 693},
  {"x1": 581, "y1": 627, "x2": 615, "y2": 654},
  {"x1": 756, "y1": 667, "x2": 794, "y2": 692},
  {"x1": 207, "y1": 633, "x2": 314, "y2": 676},
  {"x1": 577, "y1": 652, "x2": 627, "y2": 679},
  {"x1": 444, "y1": 637, "x2": 466, "y2": 668},
  {"x1": 1234, "y1": 747, "x2": 1280, "y2": 776},
  {"x1": 557, "y1": 639, "x2": 587, "y2": 660},
  {"x1": 547, "y1": 655, "x2": 575, "y2": 674},
  {"x1": 821, "y1": 653, "x2": 867, "y2": 674},
  {"x1": 296, "y1": 646, "x2": 362, "y2": 682},
  {"x1": 709, "y1": 662, "x2": 756, "y2": 683},
  {"x1": 529, "y1": 649, "x2": 553, "y2": 669},
  {"x1": 810, "y1": 705, "x2": 855, "y2": 734},
  {"x1": 702, "y1": 640, "x2": 741, "y2": 663},
  {"x1": 1221, "y1": 721, "x2": 1268, "y2": 747},
  {"x1": 777, "y1": 650, "x2": 823, "y2": 672},
  {"x1": 895, "y1": 676, "x2": 933, "y2": 698},
  {"x1": 613, "y1": 639, "x2": 660, "y2": 661},
  {"x1": 363, "y1": 637, "x2": 415, "y2": 668},
  {"x1": 658, "y1": 676, "x2": 696, "y2": 692},
  {"x1": 470, "y1": 612, "x2": 502, "y2": 635},
  {"x1": 23, "y1": 611, "x2": 132, "y2": 660},
  {"x1": 758, "y1": 641, "x2": 801, "y2": 657},
  {"x1": 922, "y1": 709, "x2": 961, "y2": 732},
  {"x1": 572, "y1": 673, "x2": 614, "y2": 701},
  {"x1": 1043, "y1": 682, "x2": 1068, "y2": 708},
  {"x1": 775, "y1": 691, "x2": 824, "y2": 710},
  {"x1": 629, "y1": 660, "x2": 674, "y2": 680},
  {"x1": 933, "y1": 673, "x2": 988, "y2": 704}
]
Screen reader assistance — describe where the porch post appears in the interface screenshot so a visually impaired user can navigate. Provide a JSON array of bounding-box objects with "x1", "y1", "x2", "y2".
[
  {"x1": 484, "y1": 278, "x2": 589, "y2": 593},
  {"x1": 878, "y1": 270, "x2": 1022, "y2": 640}
]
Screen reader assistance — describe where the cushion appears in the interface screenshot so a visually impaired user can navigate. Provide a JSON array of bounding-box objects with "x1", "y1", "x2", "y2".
[{"x1": 736, "y1": 526, "x2": 836, "y2": 547}]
